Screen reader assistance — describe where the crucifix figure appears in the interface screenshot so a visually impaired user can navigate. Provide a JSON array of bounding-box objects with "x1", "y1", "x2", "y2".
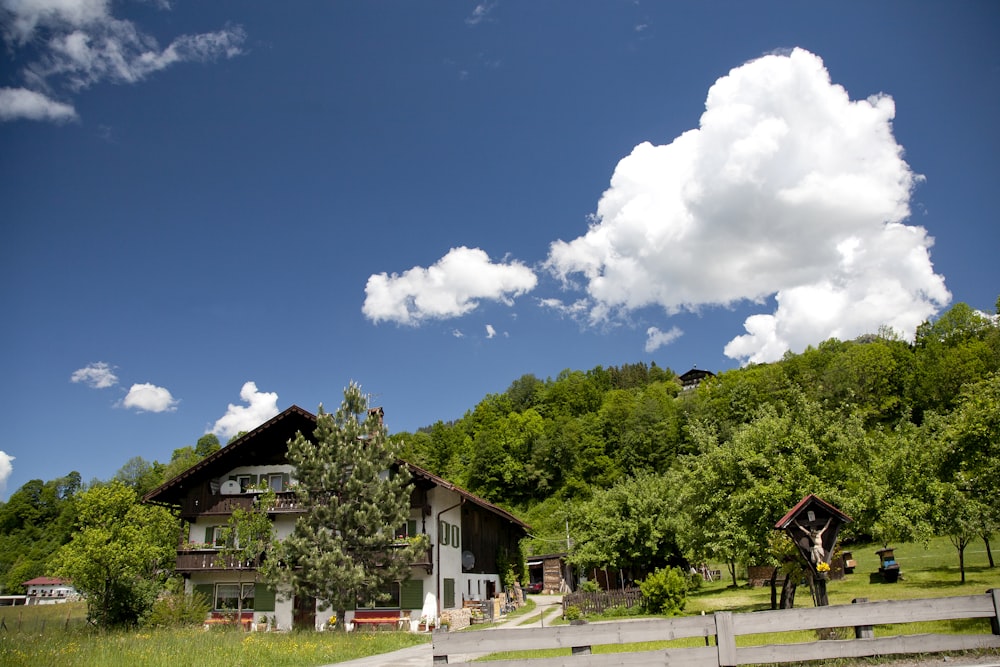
[{"x1": 793, "y1": 518, "x2": 832, "y2": 565}]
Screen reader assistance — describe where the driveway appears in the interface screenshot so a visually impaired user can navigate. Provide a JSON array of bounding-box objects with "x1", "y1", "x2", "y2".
[{"x1": 329, "y1": 595, "x2": 563, "y2": 666}]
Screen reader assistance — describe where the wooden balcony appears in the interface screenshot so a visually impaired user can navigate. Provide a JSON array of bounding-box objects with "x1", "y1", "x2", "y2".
[
  {"x1": 176, "y1": 545, "x2": 434, "y2": 574},
  {"x1": 175, "y1": 549, "x2": 262, "y2": 572},
  {"x1": 181, "y1": 491, "x2": 303, "y2": 517}
]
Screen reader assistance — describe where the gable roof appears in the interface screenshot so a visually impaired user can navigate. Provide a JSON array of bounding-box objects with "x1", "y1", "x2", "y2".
[
  {"x1": 142, "y1": 405, "x2": 529, "y2": 531},
  {"x1": 143, "y1": 404, "x2": 316, "y2": 507},
  {"x1": 23, "y1": 577, "x2": 71, "y2": 586},
  {"x1": 774, "y1": 493, "x2": 853, "y2": 530}
]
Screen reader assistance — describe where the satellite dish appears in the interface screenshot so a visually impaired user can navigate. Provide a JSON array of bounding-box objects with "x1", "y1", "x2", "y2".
[
  {"x1": 220, "y1": 480, "x2": 240, "y2": 495},
  {"x1": 462, "y1": 550, "x2": 476, "y2": 571}
]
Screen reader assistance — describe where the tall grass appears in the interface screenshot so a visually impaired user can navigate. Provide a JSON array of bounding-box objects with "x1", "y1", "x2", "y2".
[{"x1": 0, "y1": 603, "x2": 429, "y2": 667}]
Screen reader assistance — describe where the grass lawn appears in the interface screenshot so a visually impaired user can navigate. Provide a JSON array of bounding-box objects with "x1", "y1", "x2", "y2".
[
  {"x1": 482, "y1": 535, "x2": 1000, "y2": 664},
  {"x1": 0, "y1": 602, "x2": 429, "y2": 667}
]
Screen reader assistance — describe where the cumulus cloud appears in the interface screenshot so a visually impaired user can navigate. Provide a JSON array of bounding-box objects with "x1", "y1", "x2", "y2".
[
  {"x1": 210, "y1": 381, "x2": 279, "y2": 441},
  {"x1": 545, "y1": 48, "x2": 949, "y2": 363},
  {"x1": 120, "y1": 382, "x2": 179, "y2": 412},
  {"x1": 0, "y1": 87, "x2": 76, "y2": 122},
  {"x1": 0, "y1": 451, "x2": 13, "y2": 489},
  {"x1": 486, "y1": 324, "x2": 496, "y2": 339},
  {"x1": 70, "y1": 361, "x2": 118, "y2": 388},
  {"x1": 363, "y1": 246, "x2": 538, "y2": 325},
  {"x1": 645, "y1": 326, "x2": 683, "y2": 353},
  {"x1": 1, "y1": 0, "x2": 245, "y2": 122}
]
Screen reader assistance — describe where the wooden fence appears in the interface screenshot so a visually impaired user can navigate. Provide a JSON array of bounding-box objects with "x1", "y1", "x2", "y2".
[
  {"x1": 433, "y1": 590, "x2": 1000, "y2": 666},
  {"x1": 561, "y1": 587, "x2": 643, "y2": 616}
]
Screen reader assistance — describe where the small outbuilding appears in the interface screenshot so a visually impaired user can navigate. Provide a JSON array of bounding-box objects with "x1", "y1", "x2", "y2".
[{"x1": 22, "y1": 577, "x2": 77, "y2": 605}]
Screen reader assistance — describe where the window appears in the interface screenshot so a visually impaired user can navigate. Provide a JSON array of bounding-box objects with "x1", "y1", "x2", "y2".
[
  {"x1": 268, "y1": 473, "x2": 283, "y2": 492},
  {"x1": 395, "y1": 519, "x2": 418, "y2": 540},
  {"x1": 357, "y1": 581, "x2": 400, "y2": 609},
  {"x1": 215, "y1": 583, "x2": 254, "y2": 611},
  {"x1": 236, "y1": 475, "x2": 252, "y2": 493}
]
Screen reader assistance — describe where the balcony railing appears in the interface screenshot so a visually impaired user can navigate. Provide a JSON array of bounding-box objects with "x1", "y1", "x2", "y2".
[
  {"x1": 175, "y1": 545, "x2": 434, "y2": 573},
  {"x1": 182, "y1": 491, "x2": 303, "y2": 516},
  {"x1": 175, "y1": 549, "x2": 263, "y2": 572}
]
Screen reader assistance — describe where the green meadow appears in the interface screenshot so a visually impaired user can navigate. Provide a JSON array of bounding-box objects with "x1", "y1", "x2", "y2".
[{"x1": 2, "y1": 536, "x2": 998, "y2": 666}]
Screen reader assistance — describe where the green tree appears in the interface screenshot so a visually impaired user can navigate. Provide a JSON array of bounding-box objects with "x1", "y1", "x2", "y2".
[
  {"x1": 195, "y1": 433, "x2": 221, "y2": 458},
  {"x1": 56, "y1": 480, "x2": 178, "y2": 628},
  {"x1": 162, "y1": 446, "x2": 201, "y2": 481},
  {"x1": 114, "y1": 456, "x2": 165, "y2": 496},
  {"x1": 569, "y1": 472, "x2": 682, "y2": 579},
  {"x1": 274, "y1": 383, "x2": 428, "y2": 630},
  {"x1": 216, "y1": 488, "x2": 277, "y2": 622},
  {"x1": 928, "y1": 374, "x2": 1000, "y2": 579}
]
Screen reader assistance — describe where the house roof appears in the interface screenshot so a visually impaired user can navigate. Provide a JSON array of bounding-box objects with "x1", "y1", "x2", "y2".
[
  {"x1": 143, "y1": 405, "x2": 317, "y2": 506},
  {"x1": 23, "y1": 577, "x2": 71, "y2": 586},
  {"x1": 404, "y1": 461, "x2": 529, "y2": 530},
  {"x1": 774, "y1": 493, "x2": 853, "y2": 530},
  {"x1": 142, "y1": 405, "x2": 529, "y2": 531},
  {"x1": 679, "y1": 368, "x2": 715, "y2": 382}
]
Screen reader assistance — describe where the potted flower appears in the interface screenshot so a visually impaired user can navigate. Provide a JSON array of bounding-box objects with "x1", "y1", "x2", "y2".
[
  {"x1": 816, "y1": 561, "x2": 831, "y2": 580},
  {"x1": 418, "y1": 614, "x2": 435, "y2": 632}
]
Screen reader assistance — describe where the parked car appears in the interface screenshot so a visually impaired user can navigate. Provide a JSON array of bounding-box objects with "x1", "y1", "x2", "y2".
[{"x1": 525, "y1": 582, "x2": 543, "y2": 594}]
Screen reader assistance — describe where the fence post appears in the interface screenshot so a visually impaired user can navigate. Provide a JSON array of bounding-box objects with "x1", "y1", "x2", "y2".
[
  {"x1": 852, "y1": 598, "x2": 874, "y2": 639},
  {"x1": 989, "y1": 589, "x2": 1000, "y2": 636},
  {"x1": 715, "y1": 611, "x2": 736, "y2": 667}
]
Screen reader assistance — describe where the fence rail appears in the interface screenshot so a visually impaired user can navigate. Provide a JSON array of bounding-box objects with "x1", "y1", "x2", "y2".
[{"x1": 433, "y1": 590, "x2": 1000, "y2": 666}]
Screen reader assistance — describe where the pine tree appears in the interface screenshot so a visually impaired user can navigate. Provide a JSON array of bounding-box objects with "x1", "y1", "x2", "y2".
[{"x1": 275, "y1": 382, "x2": 427, "y2": 630}]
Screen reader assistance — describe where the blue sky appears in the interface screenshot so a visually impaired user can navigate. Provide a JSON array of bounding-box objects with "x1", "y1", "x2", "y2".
[{"x1": 1, "y1": 1, "x2": 998, "y2": 499}]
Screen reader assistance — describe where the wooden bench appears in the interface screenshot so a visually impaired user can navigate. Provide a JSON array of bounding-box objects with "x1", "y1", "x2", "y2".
[
  {"x1": 204, "y1": 611, "x2": 253, "y2": 630},
  {"x1": 352, "y1": 609, "x2": 406, "y2": 630}
]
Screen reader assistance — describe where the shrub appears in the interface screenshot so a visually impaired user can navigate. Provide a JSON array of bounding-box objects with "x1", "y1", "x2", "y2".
[
  {"x1": 597, "y1": 604, "x2": 642, "y2": 619},
  {"x1": 579, "y1": 580, "x2": 599, "y2": 593},
  {"x1": 640, "y1": 566, "x2": 689, "y2": 616},
  {"x1": 564, "y1": 605, "x2": 582, "y2": 621},
  {"x1": 145, "y1": 590, "x2": 212, "y2": 628}
]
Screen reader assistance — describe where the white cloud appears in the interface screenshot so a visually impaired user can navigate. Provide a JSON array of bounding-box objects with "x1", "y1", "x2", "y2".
[
  {"x1": 545, "y1": 48, "x2": 949, "y2": 363},
  {"x1": 363, "y1": 246, "x2": 538, "y2": 325},
  {"x1": 120, "y1": 382, "x2": 179, "y2": 412},
  {"x1": 0, "y1": 87, "x2": 76, "y2": 122},
  {"x1": 645, "y1": 325, "x2": 683, "y2": 353},
  {"x1": 466, "y1": 1, "x2": 497, "y2": 26},
  {"x1": 486, "y1": 324, "x2": 496, "y2": 339},
  {"x1": 1, "y1": 0, "x2": 245, "y2": 122},
  {"x1": 70, "y1": 361, "x2": 118, "y2": 388},
  {"x1": 211, "y1": 381, "x2": 279, "y2": 440},
  {"x1": 0, "y1": 451, "x2": 13, "y2": 489}
]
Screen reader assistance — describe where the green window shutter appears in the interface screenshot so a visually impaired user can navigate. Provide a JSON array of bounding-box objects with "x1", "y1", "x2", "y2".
[
  {"x1": 439, "y1": 520, "x2": 449, "y2": 546},
  {"x1": 400, "y1": 578, "x2": 423, "y2": 610},
  {"x1": 443, "y1": 578, "x2": 455, "y2": 609},
  {"x1": 254, "y1": 584, "x2": 276, "y2": 611},
  {"x1": 407, "y1": 519, "x2": 417, "y2": 536},
  {"x1": 194, "y1": 584, "x2": 214, "y2": 609},
  {"x1": 204, "y1": 526, "x2": 213, "y2": 543},
  {"x1": 451, "y1": 524, "x2": 459, "y2": 548},
  {"x1": 282, "y1": 473, "x2": 290, "y2": 490}
]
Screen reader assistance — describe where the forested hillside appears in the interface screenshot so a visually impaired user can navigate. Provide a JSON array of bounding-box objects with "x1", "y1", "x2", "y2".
[
  {"x1": 392, "y1": 300, "x2": 1000, "y2": 579},
  {"x1": 1, "y1": 300, "x2": 997, "y2": 593}
]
